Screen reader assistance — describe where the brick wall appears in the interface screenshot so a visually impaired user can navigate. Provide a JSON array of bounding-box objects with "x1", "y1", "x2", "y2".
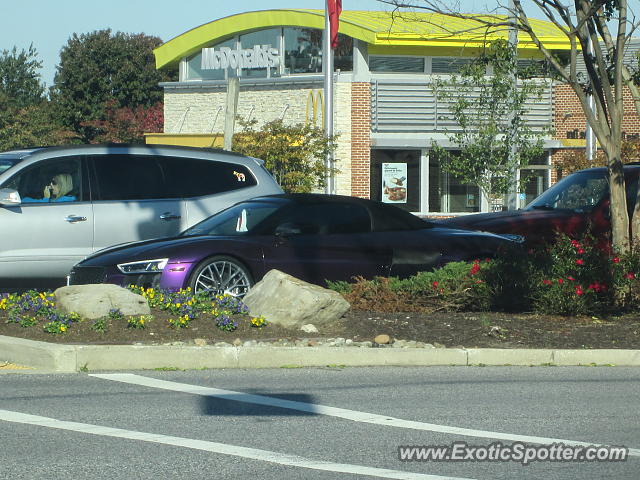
[
  {"x1": 350, "y1": 82, "x2": 371, "y2": 198},
  {"x1": 552, "y1": 83, "x2": 640, "y2": 178}
]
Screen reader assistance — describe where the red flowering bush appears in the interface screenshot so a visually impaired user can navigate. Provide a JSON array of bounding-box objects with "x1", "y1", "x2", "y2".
[
  {"x1": 610, "y1": 249, "x2": 640, "y2": 309},
  {"x1": 530, "y1": 235, "x2": 611, "y2": 315}
]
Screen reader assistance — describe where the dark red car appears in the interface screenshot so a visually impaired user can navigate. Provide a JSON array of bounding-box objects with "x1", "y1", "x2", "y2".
[{"x1": 438, "y1": 165, "x2": 640, "y2": 246}]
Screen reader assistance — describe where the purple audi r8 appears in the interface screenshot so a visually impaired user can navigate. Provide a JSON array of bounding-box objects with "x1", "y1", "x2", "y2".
[{"x1": 69, "y1": 194, "x2": 522, "y2": 297}]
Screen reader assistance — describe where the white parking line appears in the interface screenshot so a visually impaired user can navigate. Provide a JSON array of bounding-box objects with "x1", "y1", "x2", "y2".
[
  {"x1": 92, "y1": 373, "x2": 640, "y2": 457},
  {"x1": 0, "y1": 409, "x2": 470, "y2": 480}
]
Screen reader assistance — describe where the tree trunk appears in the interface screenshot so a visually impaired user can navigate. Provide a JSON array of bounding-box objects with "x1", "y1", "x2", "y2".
[
  {"x1": 633, "y1": 182, "x2": 640, "y2": 249},
  {"x1": 606, "y1": 140, "x2": 630, "y2": 253},
  {"x1": 626, "y1": 70, "x2": 640, "y2": 246}
]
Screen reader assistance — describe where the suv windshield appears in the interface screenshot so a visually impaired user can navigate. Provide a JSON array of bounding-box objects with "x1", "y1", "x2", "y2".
[{"x1": 525, "y1": 170, "x2": 609, "y2": 213}]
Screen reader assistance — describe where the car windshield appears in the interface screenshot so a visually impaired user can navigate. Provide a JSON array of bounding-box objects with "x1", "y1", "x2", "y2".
[
  {"x1": 181, "y1": 201, "x2": 282, "y2": 237},
  {"x1": 525, "y1": 170, "x2": 609, "y2": 213}
]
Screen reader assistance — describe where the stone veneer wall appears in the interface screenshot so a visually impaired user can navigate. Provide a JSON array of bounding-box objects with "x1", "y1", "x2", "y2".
[
  {"x1": 350, "y1": 82, "x2": 371, "y2": 198},
  {"x1": 164, "y1": 84, "x2": 324, "y2": 134},
  {"x1": 334, "y1": 82, "x2": 352, "y2": 196},
  {"x1": 164, "y1": 81, "x2": 357, "y2": 195}
]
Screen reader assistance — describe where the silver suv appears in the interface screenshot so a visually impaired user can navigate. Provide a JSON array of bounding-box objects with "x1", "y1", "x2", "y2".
[{"x1": 0, "y1": 144, "x2": 282, "y2": 289}]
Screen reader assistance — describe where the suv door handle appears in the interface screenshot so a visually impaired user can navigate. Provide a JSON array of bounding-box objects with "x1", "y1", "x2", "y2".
[
  {"x1": 160, "y1": 212, "x2": 182, "y2": 221},
  {"x1": 65, "y1": 215, "x2": 87, "y2": 223}
]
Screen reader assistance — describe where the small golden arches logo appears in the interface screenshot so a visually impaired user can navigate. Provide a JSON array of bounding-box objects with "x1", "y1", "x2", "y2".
[{"x1": 306, "y1": 90, "x2": 324, "y2": 126}]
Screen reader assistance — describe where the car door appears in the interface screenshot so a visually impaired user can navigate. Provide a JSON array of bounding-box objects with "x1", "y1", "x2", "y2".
[
  {"x1": 89, "y1": 154, "x2": 186, "y2": 251},
  {"x1": 0, "y1": 156, "x2": 93, "y2": 283},
  {"x1": 260, "y1": 202, "x2": 391, "y2": 284}
]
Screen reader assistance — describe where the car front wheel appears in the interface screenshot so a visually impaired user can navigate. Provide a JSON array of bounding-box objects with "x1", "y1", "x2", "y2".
[{"x1": 188, "y1": 255, "x2": 253, "y2": 298}]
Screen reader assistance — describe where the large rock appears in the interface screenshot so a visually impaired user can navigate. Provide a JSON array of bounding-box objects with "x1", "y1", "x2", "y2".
[
  {"x1": 242, "y1": 270, "x2": 350, "y2": 329},
  {"x1": 54, "y1": 284, "x2": 150, "y2": 320}
]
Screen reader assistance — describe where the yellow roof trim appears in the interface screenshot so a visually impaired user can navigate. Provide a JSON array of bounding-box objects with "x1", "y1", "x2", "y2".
[{"x1": 154, "y1": 9, "x2": 571, "y2": 69}]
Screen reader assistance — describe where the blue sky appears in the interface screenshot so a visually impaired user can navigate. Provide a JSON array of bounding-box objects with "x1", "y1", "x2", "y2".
[{"x1": 2, "y1": 0, "x2": 499, "y2": 88}]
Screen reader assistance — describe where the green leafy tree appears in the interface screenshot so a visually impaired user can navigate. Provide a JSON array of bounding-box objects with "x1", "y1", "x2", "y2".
[
  {"x1": 232, "y1": 119, "x2": 336, "y2": 193},
  {"x1": 431, "y1": 39, "x2": 546, "y2": 207},
  {"x1": 0, "y1": 44, "x2": 45, "y2": 109},
  {"x1": 0, "y1": 94, "x2": 76, "y2": 150},
  {"x1": 0, "y1": 46, "x2": 74, "y2": 150},
  {"x1": 51, "y1": 29, "x2": 176, "y2": 142}
]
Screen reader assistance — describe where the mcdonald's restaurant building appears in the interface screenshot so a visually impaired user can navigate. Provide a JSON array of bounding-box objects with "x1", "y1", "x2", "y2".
[{"x1": 150, "y1": 9, "x2": 640, "y2": 214}]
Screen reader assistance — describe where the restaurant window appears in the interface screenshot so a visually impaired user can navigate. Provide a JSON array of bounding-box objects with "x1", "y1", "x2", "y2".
[
  {"x1": 240, "y1": 28, "x2": 281, "y2": 78},
  {"x1": 284, "y1": 27, "x2": 323, "y2": 74},
  {"x1": 186, "y1": 38, "x2": 237, "y2": 81},
  {"x1": 333, "y1": 33, "x2": 353, "y2": 72},
  {"x1": 283, "y1": 28, "x2": 353, "y2": 74},
  {"x1": 519, "y1": 153, "x2": 551, "y2": 207},
  {"x1": 370, "y1": 149, "x2": 420, "y2": 212},
  {"x1": 428, "y1": 151, "x2": 480, "y2": 213},
  {"x1": 520, "y1": 169, "x2": 549, "y2": 207}
]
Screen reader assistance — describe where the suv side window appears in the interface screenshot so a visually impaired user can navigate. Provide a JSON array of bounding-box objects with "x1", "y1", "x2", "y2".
[
  {"x1": 2, "y1": 157, "x2": 84, "y2": 203},
  {"x1": 157, "y1": 156, "x2": 257, "y2": 198},
  {"x1": 90, "y1": 155, "x2": 166, "y2": 200}
]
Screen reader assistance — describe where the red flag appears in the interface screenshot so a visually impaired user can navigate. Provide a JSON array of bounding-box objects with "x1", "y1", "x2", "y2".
[{"x1": 328, "y1": 0, "x2": 342, "y2": 49}]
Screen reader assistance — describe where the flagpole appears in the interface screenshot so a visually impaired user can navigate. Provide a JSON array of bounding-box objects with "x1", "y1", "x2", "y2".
[{"x1": 323, "y1": 0, "x2": 335, "y2": 194}]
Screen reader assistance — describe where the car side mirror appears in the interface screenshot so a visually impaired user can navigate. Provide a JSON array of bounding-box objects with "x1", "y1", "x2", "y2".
[
  {"x1": 274, "y1": 222, "x2": 302, "y2": 236},
  {"x1": 0, "y1": 188, "x2": 21, "y2": 206}
]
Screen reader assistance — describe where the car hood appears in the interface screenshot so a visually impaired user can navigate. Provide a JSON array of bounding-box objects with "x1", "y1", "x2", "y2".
[
  {"x1": 79, "y1": 235, "x2": 243, "y2": 266},
  {"x1": 436, "y1": 209, "x2": 580, "y2": 234}
]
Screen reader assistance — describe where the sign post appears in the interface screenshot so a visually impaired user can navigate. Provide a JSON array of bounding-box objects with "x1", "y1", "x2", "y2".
[{"x1": 223, "y1": 77, "x2": 239, "y2": 151}]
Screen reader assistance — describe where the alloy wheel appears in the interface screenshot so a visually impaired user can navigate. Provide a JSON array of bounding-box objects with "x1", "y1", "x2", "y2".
[{"x1": 192, "y1": 258, "x2": 252, "y2": 298}]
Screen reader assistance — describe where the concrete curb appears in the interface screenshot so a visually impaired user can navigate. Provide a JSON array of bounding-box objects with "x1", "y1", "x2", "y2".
[{"x1": 2, "y1": 335, "x2": 640, "y2": 372}]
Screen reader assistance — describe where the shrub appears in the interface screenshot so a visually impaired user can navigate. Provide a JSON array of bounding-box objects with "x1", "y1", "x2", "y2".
[
  {"x1": 610, "y1": 249, "x2": 640, "y2": 310},
  {"x1": 529, "y1": 235, "x2": 611, "y2": 315},
  {"x1": 329, "y1": 235, "x2": 640, "y2": 317},
  {"x1": 333, "y1": 260, "x2": 492, "y2": 313},
  {"x1": 480, "y1": 244, "x2": 539, "y2": 311}
]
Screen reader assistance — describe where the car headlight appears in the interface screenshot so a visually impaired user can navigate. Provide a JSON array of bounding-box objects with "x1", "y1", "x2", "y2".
[{"x1": 117, "y1": 258, "x2": 169, "y2": 274}]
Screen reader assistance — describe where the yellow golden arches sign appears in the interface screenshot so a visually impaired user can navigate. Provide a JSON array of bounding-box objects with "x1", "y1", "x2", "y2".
[{"x1": 306, "y1": 90, "x2": 324, "y2": 126}]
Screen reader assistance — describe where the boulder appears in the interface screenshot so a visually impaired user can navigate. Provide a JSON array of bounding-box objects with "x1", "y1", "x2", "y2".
[
  {"x1": 242, "y1": 270, "x2": 350, "y2": 329},
  {"x1": 54, "y1": 284, "x2": 150, "y2": 320}
]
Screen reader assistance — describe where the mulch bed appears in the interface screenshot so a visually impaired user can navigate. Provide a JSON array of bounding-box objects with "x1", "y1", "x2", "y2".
[{"x1": 1, "y1": 308, "x2": 639, "y2": 349}]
